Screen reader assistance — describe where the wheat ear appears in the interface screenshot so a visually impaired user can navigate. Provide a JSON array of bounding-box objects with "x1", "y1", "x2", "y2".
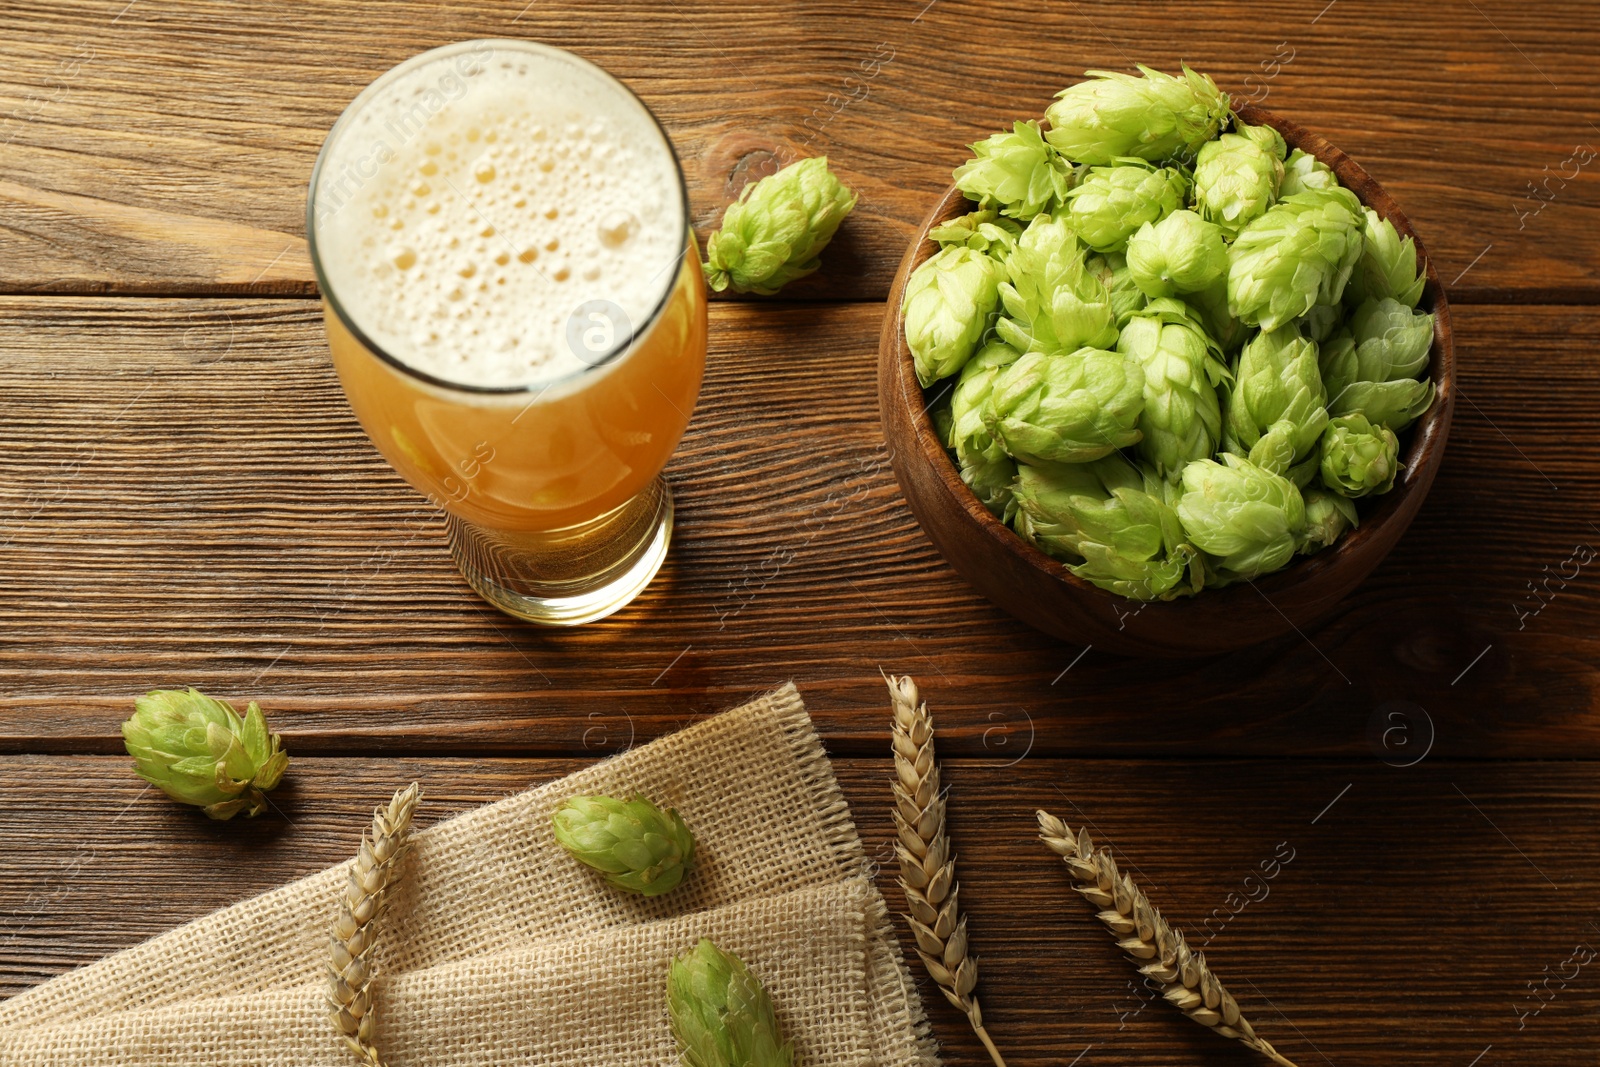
[
  {"x1": 1037, "y1": 810, "x2": 1300, "y2": 1067},
  {"x1": 888, "y1": 674, "x2": 1008, "y2": 1067},
  {"x1": 328, "y1": 783, "x2": 422, "y2": 1067}
]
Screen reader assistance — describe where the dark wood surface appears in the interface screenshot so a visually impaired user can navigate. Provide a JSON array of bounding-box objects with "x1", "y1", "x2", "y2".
[
  {"x1": 0, "y1": 0, "x2": 1596, "y2": 300},
  {"x1": 2, "y1": 2, "x2": 1598, "y2": 1065},
  {"x1": 3, "y1": 756, "x2": 1597, "y2": 1065}
]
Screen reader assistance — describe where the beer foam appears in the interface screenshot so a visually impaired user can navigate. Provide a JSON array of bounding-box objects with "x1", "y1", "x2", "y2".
[{"x1": 312, "y1": 42, "x2": 685, "y2": 389}]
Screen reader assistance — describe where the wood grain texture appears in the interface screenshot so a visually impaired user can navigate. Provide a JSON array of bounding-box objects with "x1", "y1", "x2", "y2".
[
  {"x1": 1, "y1": 6, "x2": 1594, "y2": 1064},
  {"x1": 1, "y1": 754, "x2": 1595, "y2": 1065},
  {"x1": 1, "y1": 297, "x2": 1597, "y2": 758},
  {"x1": 0, "y1": 0, "x2": 1594, "y2": 299},
  {"x1": 0, "y1": 180, "x2": 314, "y2": 296}
]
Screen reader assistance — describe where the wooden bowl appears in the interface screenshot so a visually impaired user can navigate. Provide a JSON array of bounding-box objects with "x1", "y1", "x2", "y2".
[{"x1": 878, "y1": 103, "x2": 1455, "y2": 656}]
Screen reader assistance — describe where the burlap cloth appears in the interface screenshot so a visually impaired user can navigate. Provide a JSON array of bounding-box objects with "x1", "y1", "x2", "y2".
[{"x1": 0, "y1": 684, "x2": 938, "y2": 1067}]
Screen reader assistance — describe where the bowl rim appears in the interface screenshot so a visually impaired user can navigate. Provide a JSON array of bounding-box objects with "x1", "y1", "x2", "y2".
[{"x1": 884, "y1": 101, "x2": 1456, "y2": 614}]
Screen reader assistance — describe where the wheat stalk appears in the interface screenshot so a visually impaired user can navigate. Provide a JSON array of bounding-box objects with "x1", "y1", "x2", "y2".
[
  {"x1": 887, "y1": 674, "x2": 1007, "y2": 1067},
  {"x1": 328, "y1": 783, "x2": 422, "y2": 1067},
  {"x1": 1037, "y1": 810, "x2": 1300, "y2": 1067}
]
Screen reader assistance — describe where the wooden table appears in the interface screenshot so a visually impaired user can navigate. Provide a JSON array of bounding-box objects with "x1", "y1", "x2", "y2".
[{"x1": 2, "y1": 2, "x2": 1597, "y2": 1063}]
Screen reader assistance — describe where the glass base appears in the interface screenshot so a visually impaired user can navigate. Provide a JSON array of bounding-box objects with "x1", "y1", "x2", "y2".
[{"x1": 445, "y1": 478, "x2": 673, "y2": 626}]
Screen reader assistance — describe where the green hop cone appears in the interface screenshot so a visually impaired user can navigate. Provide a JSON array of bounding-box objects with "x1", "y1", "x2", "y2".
[
  {"x1": 668, "y1": 939, "x2": 793, "y2": 1067},
  {"x1": 1176, "y1": 453, "x2": 1307, "y2": 580},
  {"x1": 1126, "y1": 209, "x2": 1229, "y2": 297},
  {"x1": 1349, "y1": 296, "x2": 1434, "y2": 379},
  {"x1": 1278, "y1": 148, "x2": 1339, "y2": 197},
  {"x1": 121, "y1": 688, "x2": 289, "y2": 820},
  {"x1": 949, "y1": 341, "x2": 1021, "y2": 462},
  {"x1": 983, "y1": 347, "x2": 1145, "y2": 464},
  {"x1": 552, "y1": 795, "x2": 696, "y2": 896},
  {"x1": 1062, "y1": 162, "x2": 1188, "y2": 253},
  {"x1": 928, "y1": 208, "x2": 1025, "y2": 261},
  {"x1": 1318, "y1": 332, "x2": 1435, "y2": 432},
  {"x1": 1013, "y1": 457, "x2": 1202, "y2": 601},
  {"x1": 995, "y1": 214, "x2": 1118, "y2": 355},
  {"x1": 954, "y1": 120, "x2": 1075, "y2": 220},
  {"x1": 1319, "y1": 413, "x2": 1400, "y2": 498},
  {"x1": 1316, "y1": 330, "x2": 1356, "y2": 390},
  {"x1": 1193, "y1": 130, "x2": 1284, "y2": 239},
  {"x1": 1300, "y1": 488, "x2": 1359, "y2": 555},
  {"x1": 1222, "y1": 325, "x2": 1329, "y2": 480},
  {"x1": 1344, "y1": 208, "x2": 1427, "y2": 309},
  {"x1": 1085, "y1": 250, "x2": 1149, "y2": 325},
  {"x1": 959, "y1": 445, "x2": 1019, "y2": 524},
  {"x1": 1300, "y1": 302, "x2": 1343, "y2": 343},
  {"x1": 1117, "y1": 299, "x2": 1231, "y2": 479},
  {"x1": 703, "y1": 157, "x2": 857, "y2": 295},
  {"x1": 929, "y1": 387, "x2": 955, "y2": 449},
  {"x1": 903, "y1": 244, "x2": 1006, "y2": 386},
  {"x1": 1237, "y1": 121, "x2": 1288, "y2": 162},
  {"x1": 1227, "y1": 186, "x2": 1365, "y2": 330},
  {"x1": 1182, "y1": 275, "x2": 1247, "y2": 352},
  {"x1": 949, "y1": 341, "x2": 1024, "y2": 521},
  {"x1": 1044, "y1": 64, "x2": 1231, "y2": 166},
  {"x1": 1321, "y1": 297, "x2": 1436, "y2": 430}
]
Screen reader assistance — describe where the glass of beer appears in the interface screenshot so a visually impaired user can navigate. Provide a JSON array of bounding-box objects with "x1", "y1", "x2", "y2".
[{"x1": 308, "y1": 40, "x2": 705, "y2": 625}]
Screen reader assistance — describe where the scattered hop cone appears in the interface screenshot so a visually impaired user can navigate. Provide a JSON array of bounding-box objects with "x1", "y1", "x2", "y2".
[
  {"x1": 552, "y1": 794, "x2": 696, "y2": 896},
  {"x1": 949, "y1": 341, "x2": 1024, "y2": 521},
  {"x1": 1345, "y1": 208, "x2": 1427, "y2": 309},
  {"x1": 1117, "y1": 299, "x2": 1231, "y2": 479},
  {"x1": 121, "y1": 689, "x2": 288, "y2": 820},
  {"x1": 953, "y1": 120, "x2": 1075, "y2": 220},
  {"x1": 995, "y1": 213, "x2": 1118, "y2": 354},
  {"x1": 1227, "y1": 186, "x2": 1365, "y2": 330},
  {"x1": 1319, "y1": 330, "x2": 1435, "y2": 431},
  {"x1": 1193, "y1": 131, "x2": 1284, "y2": 238},
  {"x1": 1063, "y1": 162, "x2": 1188, "y2": 252},
  {"x1": 703, "y1": 157, "x2": 857, "y2": 295},
  {"x1": 1125, "y1": 209, "x2": 1229, "y2": 297},
  {"x1": 1044, "y1": 64, "x2": 1231, "y2": 166},
  {"x1": 668, "y1": 938, "x2": 794, "y2": 1067},
  {"x1": 1013, "y1": 456, "x2": 1202, "y2": 601},
  {"x1": 1300, "y1": 488, "x2": 1358, "y2": 555},
  {"x1": 1176, "y1": 453, "x2": 1307, "y2": 580},
  {"x1": 1279, "y1": 147, "x2": 1339, "y2": 197},
  {"x1": 928, "y1": 208, "x2": 1025, "y2": 260},
  {"x1": 1222, "y1": 325, "x2": 1329, "y2": 481},
  {"x1": 1320, "y1": 413, "x2": 1400, "y2": 497},
  {"x1": 983, "y1": 347, "x2": 1145, "y2": 465},
  {"x1": 903, "y1": 244, "x2": 1006, "y2": 386}
]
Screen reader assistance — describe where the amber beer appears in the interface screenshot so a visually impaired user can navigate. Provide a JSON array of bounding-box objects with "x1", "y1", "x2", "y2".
[{"x1": 308, "y1": 40, "x2": 706, "y2": 624}]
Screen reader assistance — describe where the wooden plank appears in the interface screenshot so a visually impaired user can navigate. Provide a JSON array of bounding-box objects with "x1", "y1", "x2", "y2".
[
  {"x1": 0, "y1": 180, "x2": 314, "y2": 296},
  {"x1": 1, "y1": 754, "x2": 1595, "y2": 1065},
  {"x1": 0, "y1": 297, "x2": 1597, "y2": 757},
  {"x1": 0, "y1": 0, "x2": 1594, "y2": 299}
]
